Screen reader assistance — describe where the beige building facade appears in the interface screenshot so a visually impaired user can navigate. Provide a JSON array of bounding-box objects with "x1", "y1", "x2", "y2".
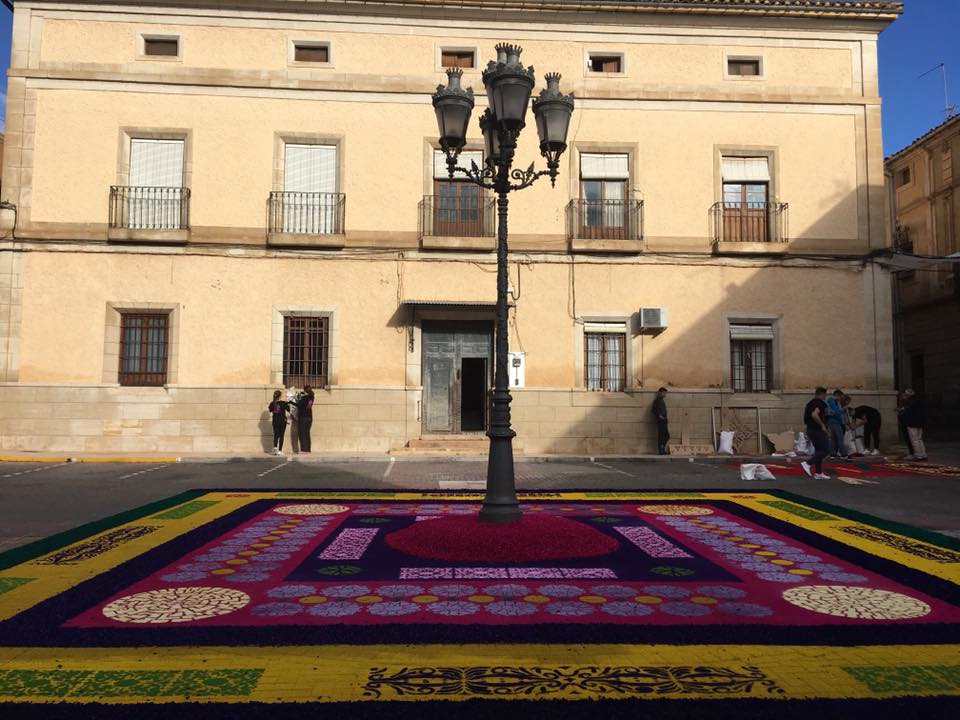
[
  {"x1": 0, "y1": 0, "x2": 901, "y2": 454},
  {"x1": 887, "y1": 114, "x2": 960, "y2": 433}
]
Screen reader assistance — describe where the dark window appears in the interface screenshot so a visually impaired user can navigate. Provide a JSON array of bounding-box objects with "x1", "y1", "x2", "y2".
[
  {"x1": 119, "y1": 313, "x2": 169, "y2": 386},
  {"x1": 143, "y1": 37, "x2": 179, "y2": 57},
  {"x1": 441, "y1": 50, "x2": 475, "y2": 69},
  {"x1": 730, "y1": 338, "x2": 773, "y2": 392},
  {"x1": 728, "y1": 58, "x2": 761, "y2": 76},
  {"x1": 722, "y1": 182, "x2": 769, "y2": 242},
  {"x1": 433, "y1": 180, "x2": 483, "y2": 236},
  {"x1": 897, "y1": 167, "x2": 911, "y2": 187},
  {"x1": 585, "y1": 332, "x2": 626, "y2": 392},
  {"x1": 588, "y1": 55, "x2": 622, "y2": 73},
  {"x1": 580, "y1": 179, "x2": 627, "y2": 237},
  {"x1": 283, "y1": 315, "x2": 329, "y2": 388},
  {"x1": 294, "y1": 43, "x2": 330, "y2": 63}
]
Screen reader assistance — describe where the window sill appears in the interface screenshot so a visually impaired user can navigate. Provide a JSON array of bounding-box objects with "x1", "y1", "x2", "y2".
[
  {"x1": 715, "y1": 241, "x2": 788, "y2": 255},
  {"x1": 267, "y1": 232, "x2": 346, "y2": 248},
  {"x1": 571, "y1": 238, "x2": 644, "y2": 254},
  {"x1": 420, "y1": 235, "x2": 496, "y2": 251},
  {"x1": 107, "y1": 228, "x2": 188, "y2": 244}
]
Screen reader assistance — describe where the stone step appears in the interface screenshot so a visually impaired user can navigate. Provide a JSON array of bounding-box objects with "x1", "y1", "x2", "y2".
[{"x1": 405, "y1": 436, "x2": 490, "y2": 453}]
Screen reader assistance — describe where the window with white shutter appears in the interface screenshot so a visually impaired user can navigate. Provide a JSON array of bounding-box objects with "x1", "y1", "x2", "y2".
[
  {"x1": 126, "y1": 138, "x2": 185, "y2": 230},
  {"x1": 281, "y1": 143, "x2": 339, "y2": 234},
  {"x1": 579, "y1": 153, "x2": 629, "y2": 238},
  {"x1": 721, "y1": 156, "x2": 770, "y2": 243}
]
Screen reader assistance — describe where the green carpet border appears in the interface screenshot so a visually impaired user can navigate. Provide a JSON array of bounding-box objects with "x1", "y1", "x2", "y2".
[
  {"x1": 0, "y1": 490, "x2": 206, "y2": 572},
  {"x1": 767, "y1": 489, "x2": 960, "y2": 551}
]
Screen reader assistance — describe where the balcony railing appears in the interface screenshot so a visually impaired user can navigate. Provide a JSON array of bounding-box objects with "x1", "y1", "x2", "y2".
[
  {"x1": 268, "y1": 191, "x2": 345, "y2": 235},
  {"x1": 109, "y1": 186, "x2": 190, "y2": 230},
  {"x1": 711, "y1": 201, "x2": 789, "y2": 245},
  {"x1": 566, "y1": 199, "x2": 644, "y2": 241},
  {"x1": 420, "y1": 194, "x2": 495, "y2": 238}
]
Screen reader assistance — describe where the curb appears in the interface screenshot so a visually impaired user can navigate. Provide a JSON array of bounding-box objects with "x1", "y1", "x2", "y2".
[
  {"x1": 1, "y1": 453, "x2": 892, "y2": 465},
  {"x1": 0, "y1": 456, "x2": 182, "y2": 464}
]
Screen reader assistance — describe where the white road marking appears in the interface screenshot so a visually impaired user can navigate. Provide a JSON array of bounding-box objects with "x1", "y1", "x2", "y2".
[
  {"x1": 592, "y1": 461, "x2": 636, "y2": 478},
  {"x1": 118, "y1": 464, "x2": 169, "y2": 480},
  {"x1": 2, "y1": 462, "x2": 70, "y2": 478},
  {"x1": 838, "y1": 476, "x2": 880, "y2": 486},
  {"x1": 383, "y1": 457, "x2": 396, "y2": 479},
  {"x1": 257, "y1": 462, "x2": 288, "y2": 478}
]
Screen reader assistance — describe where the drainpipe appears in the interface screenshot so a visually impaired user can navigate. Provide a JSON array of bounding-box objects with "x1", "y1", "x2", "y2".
[{"x1": 885, "y1": 167, "x2": 902, "y2": 393}]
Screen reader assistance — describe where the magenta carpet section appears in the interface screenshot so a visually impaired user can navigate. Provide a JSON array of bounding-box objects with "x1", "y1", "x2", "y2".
[
  {"x1": 383, "y1": 514, "x2": 620, "y2": 562},
  {"x1": 49, "y1": 498, "x2": 959, "y2": 635}
]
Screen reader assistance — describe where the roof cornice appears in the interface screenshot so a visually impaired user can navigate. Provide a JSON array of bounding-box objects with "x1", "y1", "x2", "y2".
[
  {"x1": 357, "y1": 0, "x2": 904, "y2": 21},
  {"x1": 15, "y1": 0, "x2": 905, "y2": 22}
]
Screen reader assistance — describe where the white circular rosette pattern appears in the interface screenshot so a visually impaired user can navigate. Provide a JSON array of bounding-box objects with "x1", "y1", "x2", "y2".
[
  {"x1": 102, "y1": 586, "x2": 250, "y2": 624},
  {"x1": 273, "y1": 504, "x2": 350, "y2": 516},
  {"x1": 781, "y1": 585, "x2": 931, "y2": 620}
]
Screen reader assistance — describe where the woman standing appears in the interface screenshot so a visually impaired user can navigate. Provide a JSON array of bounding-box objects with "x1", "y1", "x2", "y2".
[
  {"x1": 267, "y1": 390, "x2": 289, "y2": 456},
  {"x1": 296, "y1": 384, "x2": 315, "y2": 453}
]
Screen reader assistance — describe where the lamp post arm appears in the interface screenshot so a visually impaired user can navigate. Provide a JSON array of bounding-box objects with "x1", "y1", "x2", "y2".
[
  {"x1": 508, "y1": 166, "x2": 555, "y2": 192},
  {"x1": 445, "y1": 161, "x2": 498, "y2": 190}
]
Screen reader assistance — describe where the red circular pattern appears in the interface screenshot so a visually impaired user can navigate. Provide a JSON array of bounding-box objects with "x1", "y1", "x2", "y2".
[{"x1": 384, "y1": 514, "x2": 619, "y2": 562}]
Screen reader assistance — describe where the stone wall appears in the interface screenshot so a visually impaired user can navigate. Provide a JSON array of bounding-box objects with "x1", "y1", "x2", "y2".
[{"x1": 0, "y1": 383, "x2": 898, "y2": 455}]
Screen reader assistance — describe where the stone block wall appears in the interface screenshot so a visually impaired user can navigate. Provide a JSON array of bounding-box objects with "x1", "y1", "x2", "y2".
[{"x1": 0, "y1": 383, "x2": 899, "y2": 455}]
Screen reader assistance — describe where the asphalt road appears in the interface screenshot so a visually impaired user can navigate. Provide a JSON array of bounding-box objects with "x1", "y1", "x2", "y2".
[{"x1": 1, "y1": 456, "x2": 957, "y2": 552}]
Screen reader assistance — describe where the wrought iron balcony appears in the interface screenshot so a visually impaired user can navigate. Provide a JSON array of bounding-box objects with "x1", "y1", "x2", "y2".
[
  {"x1": 268, "y1": 191, "x2": 345, "y2": 235},
  {"x1": 566, "y1": 199, "x2": 644, "y2": 241},
  {"x1": 109, "y1": 186, "x2": 190, "y2": 231},
  {"x1": 420, "y1": 194, "x2": 495, "y2": 238},
  {"x1": 711, "y1": 201, "x2": 789, "y2": 245}
]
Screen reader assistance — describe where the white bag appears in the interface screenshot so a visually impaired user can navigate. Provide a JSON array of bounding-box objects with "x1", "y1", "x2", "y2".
[
  {"x1": 740, "y1": 463, "x2": 776, "y2": 481},
  {"x1": 718, "y1": 431, "x2": 735, "y2": 455},
  {"x1": 843, "y1": 430, "x2": 857, "y2": 455},
  {"x1": 794, "y1": 432, "x2": 812, "y2": 455}
]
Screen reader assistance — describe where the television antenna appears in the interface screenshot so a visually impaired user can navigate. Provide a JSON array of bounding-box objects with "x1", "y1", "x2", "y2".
[{"x1": 918, "y1": 63, "x2": 957, "y2": 121}]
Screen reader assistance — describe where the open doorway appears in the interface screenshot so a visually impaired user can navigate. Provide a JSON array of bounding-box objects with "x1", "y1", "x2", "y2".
[{"x1": 460, "y1": 357, "x2": 488, "y2": 431}]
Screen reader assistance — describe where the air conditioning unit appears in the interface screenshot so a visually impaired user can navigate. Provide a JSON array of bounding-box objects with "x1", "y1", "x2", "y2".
[{"x1": 639, "y1": 307, "x2": 668, "y2": 330}]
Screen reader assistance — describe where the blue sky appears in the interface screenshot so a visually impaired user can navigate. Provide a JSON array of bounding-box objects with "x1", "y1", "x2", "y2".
[{"x1": 0, "y1": 1, "x2": 956, "y2": 157}]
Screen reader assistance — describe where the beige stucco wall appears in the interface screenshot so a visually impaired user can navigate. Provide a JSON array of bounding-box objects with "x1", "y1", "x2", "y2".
[
  {"x1": 18, "y1": 250, "x2": 869, "y2": 390},
  {"x1": 39, "y1": 18, "x2": 855, "y2": 92},
  {"x1": 29, "y1": 90, "x2": 862, "y2": 249}
]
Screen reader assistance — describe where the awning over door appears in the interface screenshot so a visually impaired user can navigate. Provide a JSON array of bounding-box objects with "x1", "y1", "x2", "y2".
[{"x1": 400, "y1": 299, "x2": 513, "y2": 308}]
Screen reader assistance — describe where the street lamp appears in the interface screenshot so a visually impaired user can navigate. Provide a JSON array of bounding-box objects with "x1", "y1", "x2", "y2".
[{"x1": 432, "y1": 43, "x2": 574, "y2": 522}]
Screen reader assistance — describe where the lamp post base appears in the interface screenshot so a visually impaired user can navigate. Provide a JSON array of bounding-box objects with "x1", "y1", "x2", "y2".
[{"x1": 480, "y1": 431, "x2": 520, "y2": 523}]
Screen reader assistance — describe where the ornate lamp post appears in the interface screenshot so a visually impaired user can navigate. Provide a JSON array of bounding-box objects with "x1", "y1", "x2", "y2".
[{"x1": 432, "y1": 44, "x2": 574, "y2": 522}]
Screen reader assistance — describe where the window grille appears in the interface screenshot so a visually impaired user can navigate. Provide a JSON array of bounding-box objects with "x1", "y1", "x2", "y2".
[
  {"x1": 730, "y1": 336, "x2": 773, "y2": 392},
  {"x1": 119, "y1": 313, "x2": 169, "y2": 386},
  {"x1": 585, "y1": 332, "x2": 626, "y2": 392},
  {"x1": 283, "y1": 315, "x2": 329, "y2": 388}
]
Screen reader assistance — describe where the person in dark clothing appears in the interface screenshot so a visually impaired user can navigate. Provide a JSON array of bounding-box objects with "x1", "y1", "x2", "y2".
[
  {"x1": 898, "y1": 388, "x2": 927, "y2": 461},
  {"x1": 651, "y1": 387, "x2": 670, "y2": 455},
  {"x1": 852, "y1": 404, "x2": 882, "y2": 455},
  {"x1": 296, "y1": 384, "x2": 315, "y2": 453},
  {"x1": 267, "y1": 390, "x2": 290, "y2": 455},
  {"x1": 802, "y1": 387, "x2": 831, "y2": 479}
]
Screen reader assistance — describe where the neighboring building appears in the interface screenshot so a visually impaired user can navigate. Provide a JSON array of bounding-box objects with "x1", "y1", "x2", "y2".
[
  {"x1": 0, "y1": 0, "x2": 901, "y2": 454},
  {"x1": 886, "y1": 114, "x2": 960, "y2": 434}
]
